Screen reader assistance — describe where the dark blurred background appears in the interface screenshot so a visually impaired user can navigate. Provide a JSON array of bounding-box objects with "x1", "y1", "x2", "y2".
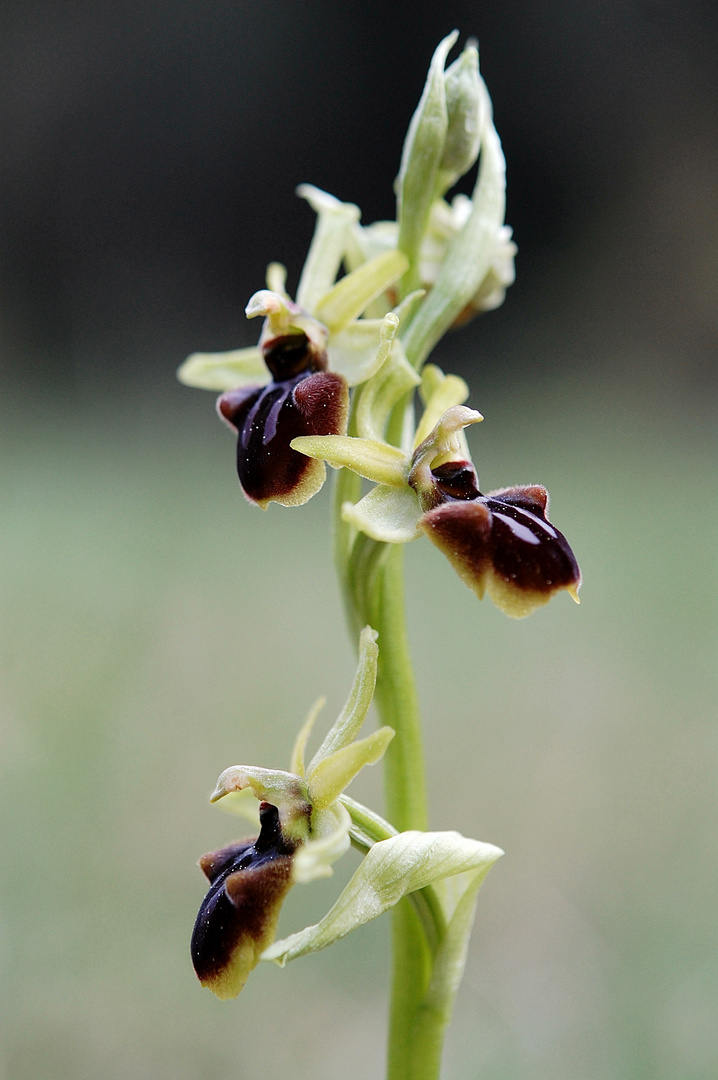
[{"x1": 2, "y1": 3, "x2": 717, "y2": 1079}]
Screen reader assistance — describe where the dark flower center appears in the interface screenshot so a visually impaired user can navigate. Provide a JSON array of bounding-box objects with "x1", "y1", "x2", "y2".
[
  {"x1": 430, "y1": 460, "x2": 481, "y2": 501},
  {"x1": 263, "y1": 332, "x2": 328, "y2": 381}
]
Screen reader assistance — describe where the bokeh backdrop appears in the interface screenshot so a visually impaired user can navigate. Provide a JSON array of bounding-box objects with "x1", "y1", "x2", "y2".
[{"x1": 2, "y1": 3, "x2": 717, "y2": 1079}]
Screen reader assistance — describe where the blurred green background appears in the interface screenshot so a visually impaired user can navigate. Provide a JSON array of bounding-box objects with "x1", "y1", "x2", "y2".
[{"x1": 2, "y1": 3, "x2": 717, "y2": 1079}]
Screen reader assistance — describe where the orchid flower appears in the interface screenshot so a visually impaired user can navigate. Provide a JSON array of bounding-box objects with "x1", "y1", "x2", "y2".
[
  {"x1": 191, "y1": 628, "x2": 502, "y2": 999},
  {"x1": 292, "y1": 368, "x2": 581, "y2": 619},
  {"x1": 178, "y1": 186, "x2": 408, "y2": 507}
]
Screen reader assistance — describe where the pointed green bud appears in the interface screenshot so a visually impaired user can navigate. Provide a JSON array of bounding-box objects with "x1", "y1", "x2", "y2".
[
  {"x1": 396, "y1": 31, "x2": 458, "y2": 292},
  {"x1": 402, "y1": 78, "x2": 508, "y2": 369},
  {"x1": 437, "y1": 41, "x2": 483, "y2": 195}
]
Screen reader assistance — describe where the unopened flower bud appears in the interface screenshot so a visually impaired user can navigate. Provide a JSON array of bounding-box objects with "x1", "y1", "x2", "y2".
[{"x1": 437, "y1": 41, "x2": 483, "y2": 195}]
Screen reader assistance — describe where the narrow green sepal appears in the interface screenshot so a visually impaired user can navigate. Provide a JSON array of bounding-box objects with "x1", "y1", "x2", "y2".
[
  {"x1": 308, "y1": 625, "x2": 378, "y2": 771},
  {"x1": 291, "y1": 434, "x2": 408, "y2": 487}
]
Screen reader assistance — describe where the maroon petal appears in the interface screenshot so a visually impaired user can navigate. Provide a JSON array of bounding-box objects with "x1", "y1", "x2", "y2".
[
  {"x1": 191, "y1": 803, "x2": 296, "y2": 1000},
  {"x1": 217, "y1": 371, "x2": 349, "y2": 508},
  {"x1": 420, "y1": 490, "x2": 581, "y2": 619}
]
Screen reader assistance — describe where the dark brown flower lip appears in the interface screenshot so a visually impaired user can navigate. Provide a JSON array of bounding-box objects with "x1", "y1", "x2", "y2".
[
  {"x1": 217, "y1": 370, "x2": 349, "y2": 508},
  {"x1": 191, "y1": 802, "x2": 298, "y2": 999},
  {"x1": 418, "y1": 483, "x2": 581, "y2": 618}
]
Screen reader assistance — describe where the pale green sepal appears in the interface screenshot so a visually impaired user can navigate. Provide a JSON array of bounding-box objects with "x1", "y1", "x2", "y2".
[
  {"x1": 308, "y1": 626, "x2": 378, "y2": 772},
  {"x1": 262, "y1": 830, "x2": 503, "y2": 966},
  {"x1": 328, "y1": 312, "x2": 398, "y2": 386},
  {"x1": 211, "y1": 765, "x2": 309, "y2": 810},
  {"x1": 436, "y1": 41, "x2": 483, "y2": 196},
  {"x1": 289, "y1": 696, "x2": 325, "y2": 777},
  {"x1": 295, "y1": 185, "x2": 361, "y2": 314},
  {"x1": 293, "y1": 802, "x2": 352, "y2": 884},
  {"x1": 177, "y1": 347, "x2": 268, "y2": 391},
  {"x1": 291, "y1": 435, "x2": 408, "y2": 487},
  {"x1": 396, "y1": 32, "x2": 458, "y2": 294},
  {"x1": 356, "y1": 338, "x2": 421, "y2": 442},
  {"x1": 307, "y1": 727, "x2": 395, "y2": 810},
  {"x1": 342, "y1": 484, "x2": 422, "y2": 544},
  {"x1": 402, "y1": 78, "x2": 507, "y2": 369},
  {"x1": 413, "y1": 365, "x2": 470, "y2": 447},
  {"x1": 314, "y1": 250, "x2": 409, "y2": 334}
]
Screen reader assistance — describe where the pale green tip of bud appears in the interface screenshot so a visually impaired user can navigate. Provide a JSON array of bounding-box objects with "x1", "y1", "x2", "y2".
[{"x1": 439, "y1": 41, "x2": 483, "y2": 193}]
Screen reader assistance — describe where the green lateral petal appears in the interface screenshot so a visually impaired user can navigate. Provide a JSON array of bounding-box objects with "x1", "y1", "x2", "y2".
[
  {"x1": 396, "y1": 32, "x2": 458, "y2": 293},
  {"x1": 289, "y1": 696, "x2": 326, "y2": 777},
  {"x1": 290, "y1": 435, "x2": 408, "y2": 487},
  {"x1": 307, "y1": 726, "x2": 394, "y2": 809},
  {"x1": 414, "y1": 365, "x2": 470, "y2": 447},
  {"x1": 295, "y1": 185, "x2": 361, "y2": 314},
  {"x1": 328, "y1": 312, "x2": 398, "y2": 387},
  {"x1": 314, "y1": 250, "x2": 409, "y2": 334},
  {"x1": 402, "y1": 78, "x2": 507, "y2": 369},
  {"x1": 265, "y1": 261, "x2": 290, "y2": 297},
  {"x1": 356, "y1": 338, "x2": 421, "y2": 443},
  {"x1": 342, "y1": 485, "x2": 422, "y2": 544},
  {"x1": 262, "y1": 830, "x2": 503, "y2": 966},
  {"x1": 177, "y1": 347, "x2": 268, "y2": 391},
  {"x1": 293, "y1": 802, "x2": 352, "y2": 884},
  {"x1": 308, "y1": 626, "x2": 378, "y2": 772}
]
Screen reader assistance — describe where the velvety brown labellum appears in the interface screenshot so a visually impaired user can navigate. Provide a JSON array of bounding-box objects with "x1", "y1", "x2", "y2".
[
  {"x1": 419, "y1": 485, "x2": 581, "y2": 618},
  {"x1": 191, "y1": 803, "x2": 297, "y2": 999},
  {"x1": 218, "y1": 371, "x2": 349, "y2": 508}
]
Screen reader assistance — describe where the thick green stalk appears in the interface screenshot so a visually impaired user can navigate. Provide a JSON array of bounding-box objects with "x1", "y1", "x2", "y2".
[{"x1": 335, "y1": 468, "x2": 447, "y2": 1079}]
